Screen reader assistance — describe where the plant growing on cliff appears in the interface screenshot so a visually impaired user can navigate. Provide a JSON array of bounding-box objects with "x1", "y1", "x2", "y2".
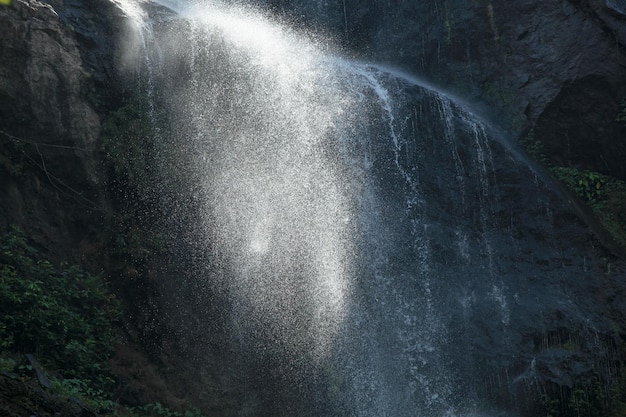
[
  {"x1": 550, "y1": 167, "x2": 607, "y2": 203},
  {"x1": 521, "y1": 123, "x2": 626, "y2": 255},
  {"x1": 550, "y1": 167, "x2": 626, "y2": 252},
  {"x1": 616, "y1": 98, "x2": 626, "y2": 123},
  {"x1": 0, "y1": 226, "x2": 121, "y2": 379},
  {"x1": 101, "y1": 93, "x2": 157, "y2": 198},
  {"x1": 130, "y1": 402, "x2": 205, "y2": 417},
  {"x1": 520, "y1": 129, "x2": 550, "y2": 166},
  {"x1": 50, "y1": 375, "x2": 118, "y2": 413}
]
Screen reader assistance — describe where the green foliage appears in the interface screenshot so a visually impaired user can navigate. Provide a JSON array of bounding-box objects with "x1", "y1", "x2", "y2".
[
  {"x1": 616, "y1": 98, "x2": 626, "y2": 124},
  {"x1": 0, "y1": 356, "x2": 16, "y2": 372},
  {"x1": 541, "y1": 391, "x2": 561, "y2": 417},
  {"x1": 50, "y1": 376, "x2": 117, "y2": 413},
  {"x1": 101, "y1": 93, "x2": 157, "y2": 195},
  {"x1": 551, "y1": 167, "x2": 626, "y2": 251},
  {"x1": 101, "y1": 90, "x2": 176, "y2": 282},
  {"x1": 524, "y1": 109, "x2": 626, "y2": 255},
  {"x1": 47, "y1": 379, "x2": 208, "y2": 417},
  {"x1": 539, "y1": 379, "x2": 622, "y2": 417},
  {"x1": 591, "y1": 180, "x2": 626, "y2": 252},
  {"x1": 0, "y1": 226, "x2": 121, "y2": 379},
  {"x1": 550, "y1": 167, "x2": 608, "y2": 203},
  {"x1": 131, "y1": 403, "x2": 205, "y2": 417},
  {"x1": 482, "y1": 82, "x2": 525, "y2": 133},
  {"x1": 442, "y1": 0, "x2": 453, "y2": 44},
  {"x1": 112, "y1": 227, "x2": 167, "y2": 263},
  {"x1": 520, "y1": 129, "x2": 550, "y2": 166}
]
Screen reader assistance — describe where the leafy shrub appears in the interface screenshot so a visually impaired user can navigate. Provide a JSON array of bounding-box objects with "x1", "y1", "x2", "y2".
[
  {"x1": 0, "y1": 226, "x2": 121, "y2": 379},
  {"x1": 550, "y1": 167, "x2": 608, "y2": 204},
  {"x1": 101, "y1": 94, "x2": 156, "y2": 195},
  {"x1": 520, "y1": 129, "x2": 550, "y2": 167},
  {"x1": 0, "y1": 356, "x2": 16, "y2": 372},
  {"x1": 49, "y1": 378, "x2": 210, "y2": 416},
  {"x1": 130, "y1": 403, "x2": 205, "y2": 417},
  {"x1": 551, "y1": 167, "x2": 626, "y2": 252},
  {"x1": 616, "y1": 98, "x2": 626, "y2": 124},
  {"x1": 50, "y1": 376, "x2": 118, "y2": 413}
]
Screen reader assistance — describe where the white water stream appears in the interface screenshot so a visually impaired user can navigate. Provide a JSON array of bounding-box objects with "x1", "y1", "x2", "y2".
[{"x1": 109, "y1": 1, "x2": 555, "y2": 416}]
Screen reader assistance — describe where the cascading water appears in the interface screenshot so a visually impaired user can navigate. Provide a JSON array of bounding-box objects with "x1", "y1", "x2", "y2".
[{"x1": 112, "y1": 1, "x2": 616, "y2": 416}]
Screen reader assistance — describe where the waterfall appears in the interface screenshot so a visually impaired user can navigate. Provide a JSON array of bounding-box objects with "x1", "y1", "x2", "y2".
[{"x1": 112, "y1": 1, "x2": 614, "y2": 416}]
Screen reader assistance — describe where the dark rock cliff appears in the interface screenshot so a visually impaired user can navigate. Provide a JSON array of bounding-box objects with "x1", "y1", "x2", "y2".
[
  {"x1": 0, "y1": 0, "x2": 112, "y2": 260},
  {"x1": 272, "y1": 0, "x2": 626, "y2": 180},
  {"x1": 0, "y1": 0, "x2": 195, "y2": 411},
  {"x1": 1, "y1": 0, "x2": 626, "y2": 416}
]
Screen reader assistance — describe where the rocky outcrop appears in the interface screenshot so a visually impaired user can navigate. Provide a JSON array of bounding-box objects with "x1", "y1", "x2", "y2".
[
  {"x1": 0, "y1": 0, "x2": 625, "y2": 416},
  {"x1": 255, "y1": 1, "x2": 626, "y2": 415},
  {"x1": 0, "y1": 0, "x2": 100, "y2": 182},
  {"x1": 0, "y1": 0, "x2": 106, "y2": 261},
  {"x1": 272, "y1": 0, "x2": 626, "y2": 180},
  {"x1": 0, "y1": 371, "x2": 95, "y2": 417},
  {"x1": 0, "y1": 0, "x2": 205, "y2": 412},
  {"x1": 0, "y1": 2, "x2": 229, "y2": 413}
]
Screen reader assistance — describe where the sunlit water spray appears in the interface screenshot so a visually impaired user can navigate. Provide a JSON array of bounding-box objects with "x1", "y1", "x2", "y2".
[
  {"x1": 148, "y1": 0, "x2": 367, "y2": 363},
  {"x1": 110, "y1": 0, "x2": 569, "y2": 415}
]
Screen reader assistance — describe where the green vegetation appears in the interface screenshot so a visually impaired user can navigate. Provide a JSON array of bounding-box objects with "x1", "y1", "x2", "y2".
[
  {"x1": 550, "y1": 168, "x2": 626, "y2": 251},
  {"x1": 101, "y1": 92, "x2": 158, "y2": 197},
  {"x1": 49, "y1": 375, "x2": 118, "y2": 412},
  {"x1": 520, "y1": 107, "x2": 626, "y2": 255},
  {"x1": 0, "y1": 225, "x2": 120, "y2": 413},
  {"x1": 482, "y1": 82, "x2": 525, "y2": 133},
  {"x1": 520, "y1": 101, "x2": 626, "y2": 417},
  {"x1": 540, "y1": 379, "x2": 626, "y2": 417},
  {"x1": 0, "y1": 225, "x2": 206, "y2": 416},
  {"x1": 48, "y1": 377, "x2": 205, "y2": 417},
  {"x1": 616, "y1": 98, "x2": 626, "y2": 124},
  {"x1": 129, "y1": 403, "x2": 205, "y2": 417},
  {"x1": 550, "y1": 168, "x2": 607, "y2": 203},
  {"x1": 0, "y1": 226, "x2": 120, "y2": 378},
  {"x1": 519, "y1": 129, "x2": 550, "y2": 166},
  {"x1": 27, "y1": 373, "x2": 177, "y2": 415},
  {"x1": 442, "y1": 0, "x2": 453, "y2": 44},
  {"x1": 100, "y1": 93, "x2": 174, "y2": 298}
]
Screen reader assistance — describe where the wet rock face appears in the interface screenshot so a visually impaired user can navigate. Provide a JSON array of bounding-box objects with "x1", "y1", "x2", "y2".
[
  {"x1": 253, "y1": 0, "x2": 626, "y2": 414},
  {"x1": 49, "y1": 0, "x2": 127, "y2": 87},
  {"x1": 0, "y1": 0, "x2": 100, "y2": 184},
  {"x1": 270, "y1": 0, "x2": 626, "y2": 179},
  {"x1": 0, "y1": 0, "x2": 624, "y2": 415},
  {"x1": 0, "y1": 0, "x2": 119, "y2": 261},
  {"x1": 533, "y1": 75, "x2": 626, "y2": 179}
]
